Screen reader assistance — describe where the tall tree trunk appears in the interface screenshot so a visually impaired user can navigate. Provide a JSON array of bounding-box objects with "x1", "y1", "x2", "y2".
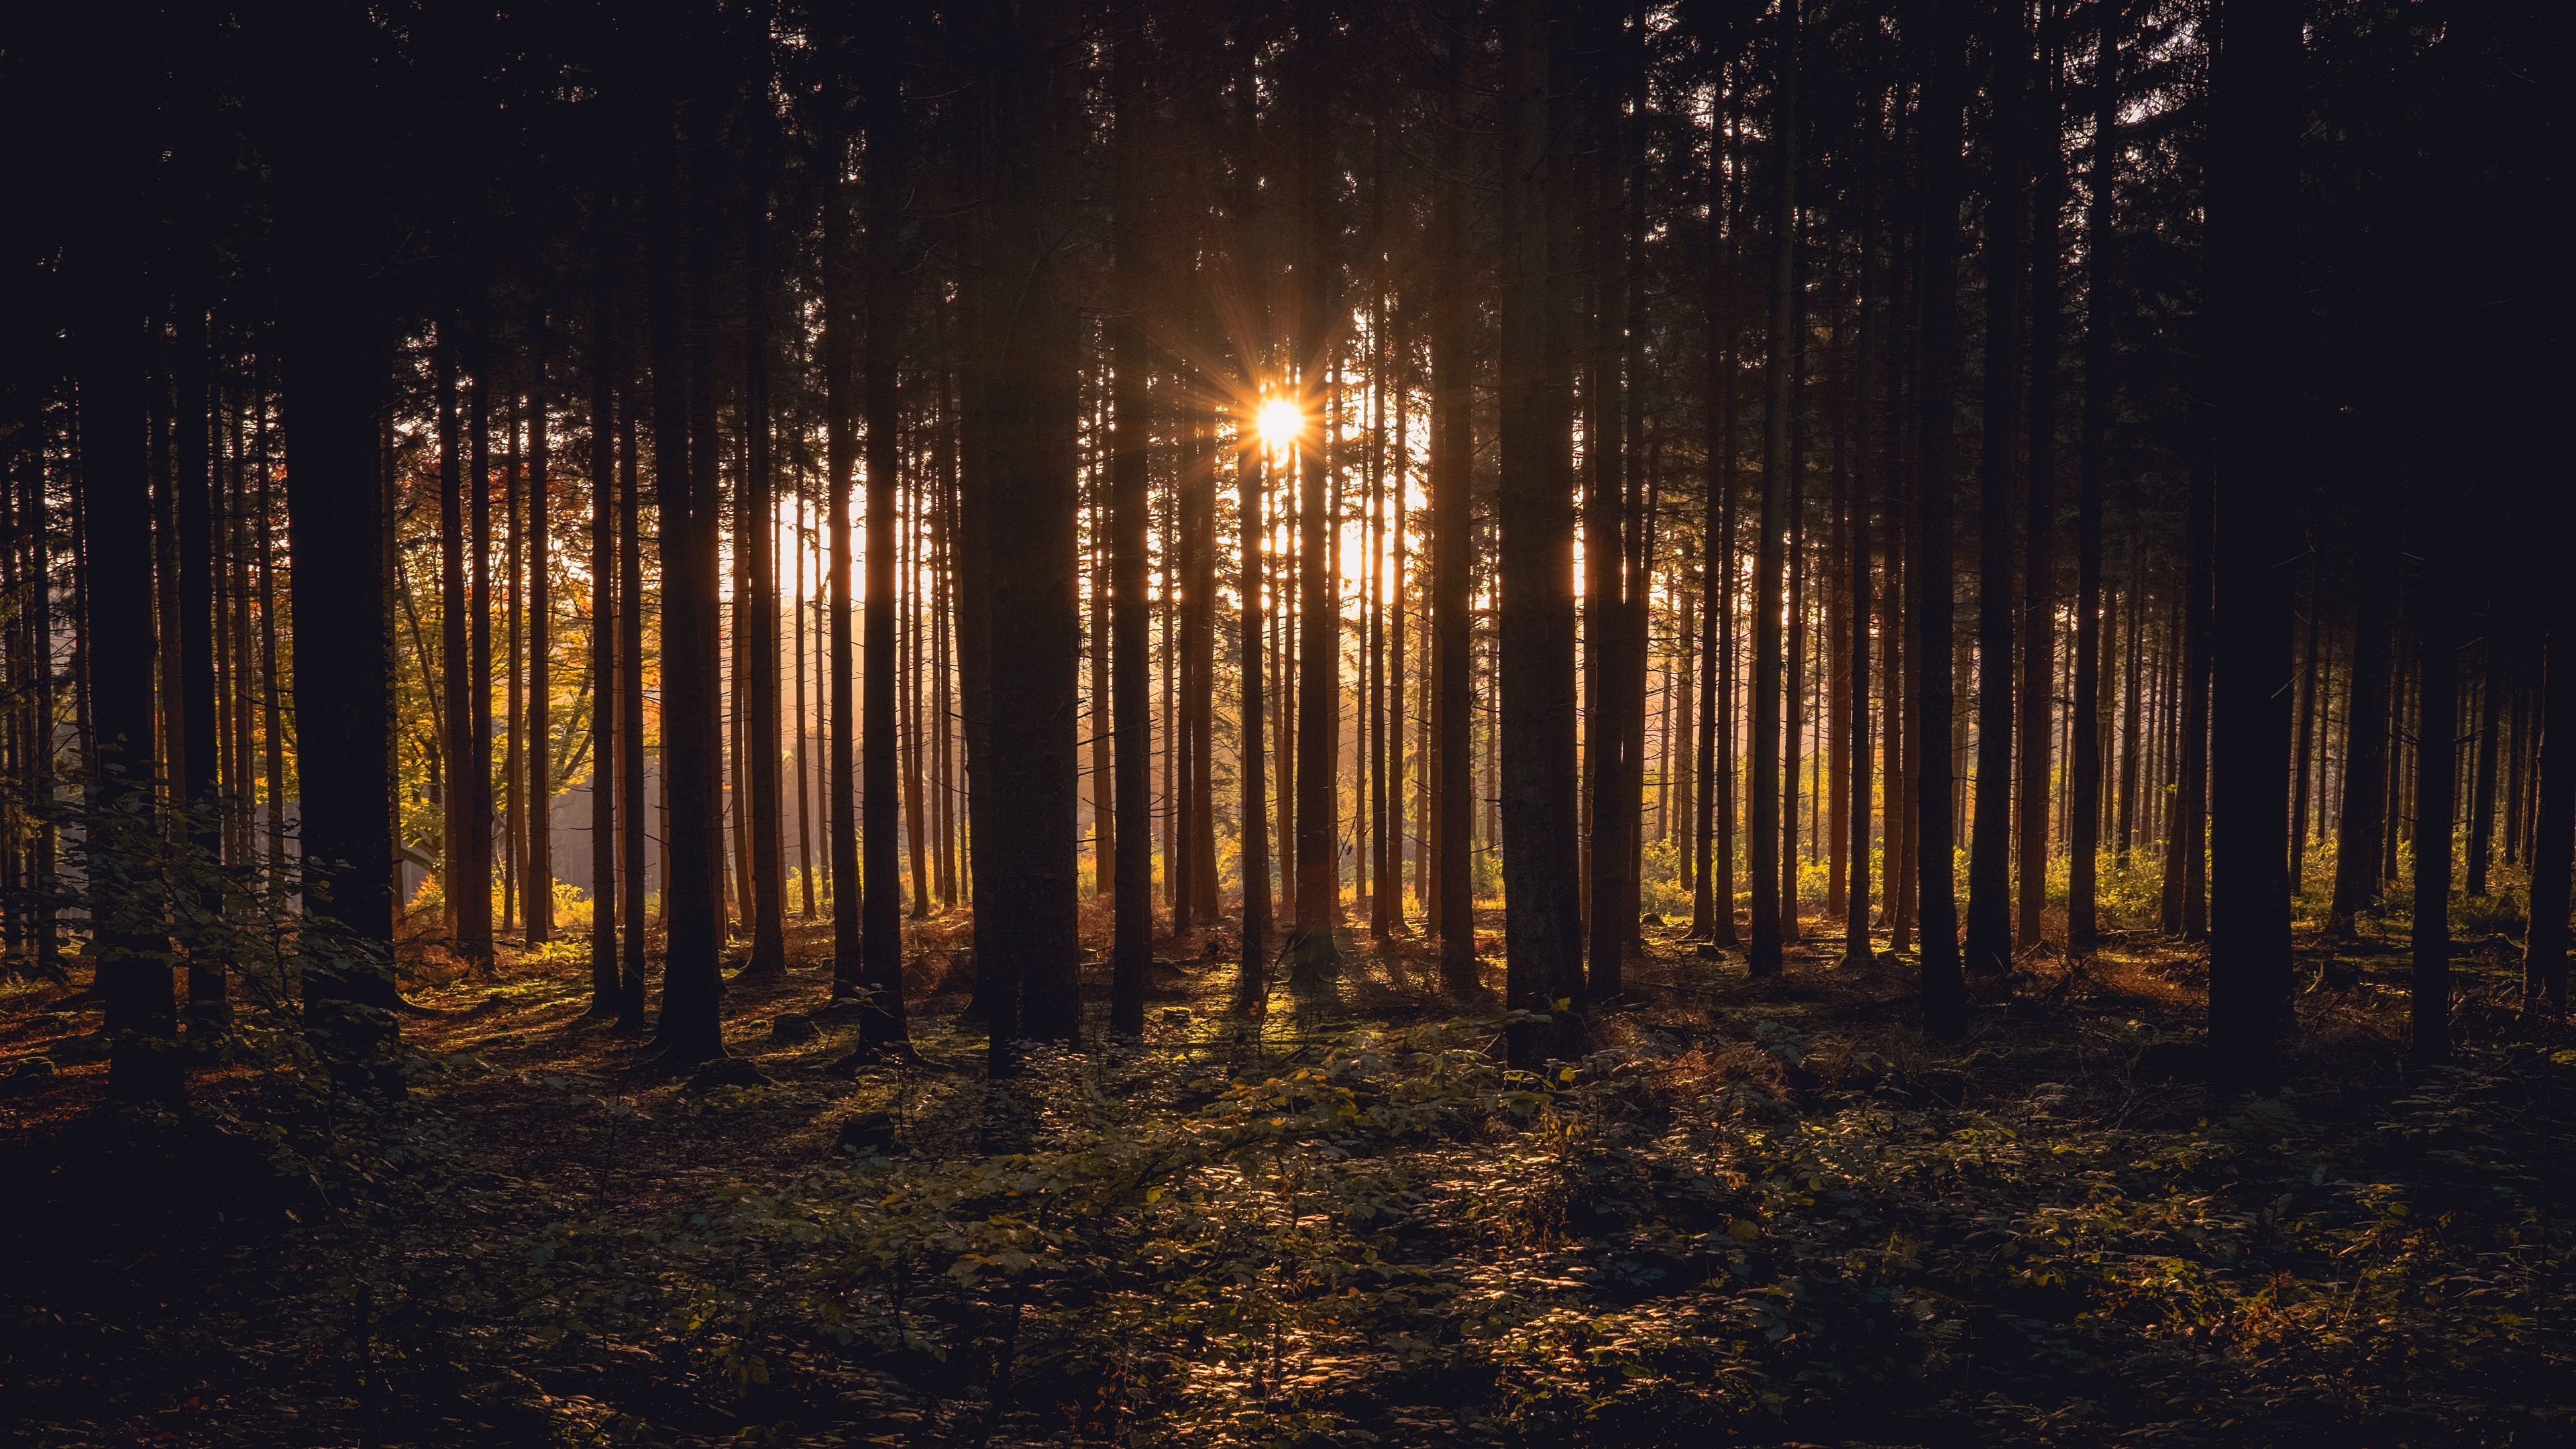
[
  {"x1": 1236, "y1": 443, "x2": 1272, "y2": 1009},
  {"x1": 2203, "y1": 0, "x2": 2314, "y2": 1044},
  {"x1": 975, "y1": 0, "x2": 1085, "y2": 1067},
  {"x1": 1291, "y1": 0, "x2": 1342, "y2": 962},
  {"x1": 616, "y1": 345, "x2": 649, "y2": 1017},
  {"x1": 2524, "y1": 576, "x2": 2575, "y2": 1014},
  {"x1": 1583, "y1": 15, "x2": 1631, "y2": 1000},
  {"x1": 174, "y1": 288, "x2": 226, "y2": 1023},
  {"x1": 271, "y1": 40, "x2": 400, "y2": 1079},
  {"x1": 76, "y1": 123, "x2": 180, "y2": 1099},
  {"x1": 1497, "y1": 0, "x2": 1582, "y2": 1062},
  {"x1": 528, "y1": 350, "x2": 557, "y2": 945},
  {"x1": 2410, "y1": 537, "x2": 2457, "y2": 1065},
  {"x1": 1110, "y1": 23, "x2": 1155, "y2": 1036},
  {"x1": 1747, "y1": 0, "x2": 1799, "y2": 979},
  {"x1": 647, "y1": 95, "x2": 725, "y2": 1064},
  {"x1": 2466, "y1": 631, "x2": 2502, "y2": 896},
  {"x1": 2339, "y1": 523, "x2": 2390, "y2": 928},
  {"x1": 2017, "y1": 28, "x2": 2063, "y2": 953},
  {"x1": 1841, "y1": 412, "x2": 1873, "y2": 969},
  {"x1": 465, "y1": 334, "x2": 498, "y2": 967},
  {"x1": 1964, "y1": 2, "x2": 2028, "y2": 979},
  {"x1": 859, "y1": 42, "x2": 909, "y2": 1049},
  {"x1": 1434, "y1": 0, "x2": 1478, "y2": 993},
  {"x1": 2072, "y1": 0, "x2": 2120, "y2": 949},
  {"x1": 1913, "y1": 9, "x2": 1970, "y2": 1031},
  {"x1": 741, "y1": 147, "x2": 788, "y2": 974},
  {"x1": 2165, "y1": 455, "x2": 2212, "y2": 940},
  {"x1": 588, "y1": 258, "x2": 620, "y2": 1013},
  {"x1": 823, "y1": 105, "x2": 863, "y2": 1002},
  {"x1": 2290, "y1": 578, "x2": 2319, "y2": 885}
]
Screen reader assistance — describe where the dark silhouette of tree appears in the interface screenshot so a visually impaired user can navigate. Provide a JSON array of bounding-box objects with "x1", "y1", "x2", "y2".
[
  {"x1": 1963, "y1": 1, "x2": 2026, "y2": 982},
  {"x1": 1911, "y1": 6, "x2": 1969, "y2": 1035},
  {"x1": 1746, "y1": 0, "x2": 1798, "y2": 981}
]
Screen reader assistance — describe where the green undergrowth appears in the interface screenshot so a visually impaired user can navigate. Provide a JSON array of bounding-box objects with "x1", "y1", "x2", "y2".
[
  {"x1": 7, "y1": 963, "x2": 2574, "y2": 1447},
  {"x1": 509, "y1": 1024, "x2": 2572, "y2": 1446}
]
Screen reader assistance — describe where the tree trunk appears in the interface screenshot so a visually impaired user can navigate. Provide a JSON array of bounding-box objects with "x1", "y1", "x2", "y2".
[
  {"x1": 76, "y1": 135, "x2": 180, "y2": 1099},
  {"x1": 2524, "y1": 576, "x2": 2575, "y2": 1014},
  {"x1": 1237, "y1": 442, "x2": 1272, "y2": 1009},
  {"x1": 1434, "y1": 0, "x2": 1477, "y2": 993},
  {"x1": 822, "y1": 106, "x2": 863, "y2": 1002},
  {"x1": 618, "y1": 335, "x2": 649, "y2": 1016},
  {"x1": 175, "y1": 288, "x2": 226, "y2": 1024},
  {"x1": 271, "y1": 47, "x2": 400, "y2": 1079},
  {"x1": 2411, "y1": 537, "x2": 2458, "y2": 1066},
  {"x1": 740, "y1": 148, "x2": 787, "y2": 974},
  {"x1": 859, "y1": 43, "x2": 909, "y2": 1050},
  {"x1": 1110, "y1": 25, "x2": 1155, "y2": 1036},
  {"x1": 1964, "y1": 2, "x2": 2027, "y2": 979},
  {"x1": 1291, "y1": 0, "x2": 1342, "y2": 961},
  {"x1": 2290, "y1": 577, "x2": 2320, "y2": 887},
  {"x1": 2466, "y1": 631, "x2": 2502, "y2": 896},
  {"x1": 1913, "y1": 9, "x2": 1970, "y2": 1031},
  {"x1": 1748, "y1": 0, "x2": 1799, "y2": 979},
  {"x1": 1841, "y1": 409, "x2": 1873, "y2": 969},
  {"x1": 2017, "y1": 29, "x2": 2063, "y2": 955},
  {"x1": 528, "y1": 350, "x2": 557, "y2": 945},
  {"x1": 465, "y1": 334, "x2": 498, "y2": 968},
  {"x1": 2072, "y1": 0, "x2": 2121, "y2": 947},
  {"x1": 2203, "y1": 0, "x2": 2302, "y2": 1073},
  {"x1": 1582, "y1": 18, "x2": 1631, "y2": 1000},
  {"x1": 646, "y1": 97, "x2": 725, "y2": 1065},
  {"x1": 1497, "y1": 0, "x2": 1582, "y2": 1063},
  {"x1": 588, "y1": 258, "x2": 620, "y2": 1012},
  {"x1": 975, "y1": 0, "x2": 1085, "y2": 1067}
]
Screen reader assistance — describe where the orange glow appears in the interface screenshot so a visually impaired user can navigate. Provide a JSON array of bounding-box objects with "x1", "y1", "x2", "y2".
[{"x1": 1255, "y1": 397, "x2": 1302, "y2": 451}]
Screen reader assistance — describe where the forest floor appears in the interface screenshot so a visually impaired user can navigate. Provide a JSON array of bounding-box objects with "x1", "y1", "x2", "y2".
[{"x1": 0, "y1": 898, "x2": 2570, "y2": 1447}]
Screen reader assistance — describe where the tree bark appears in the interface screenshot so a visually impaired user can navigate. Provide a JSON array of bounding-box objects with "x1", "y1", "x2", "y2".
[
  {"x1": 1747, "y1": 0, "x2": 1799, "y2": 979},
  {"x1": 1110, "y1": 23, "x2": 1155, "y2": 1035},
  {"x1": 588, "y1": 257, "x2": 619, "y2": 1012},
  {"x1": 2017, "y1": 27, "x2": 2063, "y2": 955},
  {"x1": 1964, "y1": 2, "x2": 2027, "y2": 979},
  {"x1": 975, "y1": 0, "x2": 1085, "y2": 1067},
  {"x1": 76, "y1": 121, "x2": 180, "y2": 1099},
  {"x1": 1433, "y1": 0, "x2": 1478, "y2": 993},
  {"x1": 2524, "y1": 578, "x2": 2575, "y2": 1014},
  {"x1": 822, "y1": 103, "x2": 864, "y2": 1002},
  {"x1": 2466, "y1": 631, "x2": 2502, "y2": 896},
  {"x1": 1913, "y1": 9, "x2": 1970, "y2": 1032},
  {"x1": 646, "y1": 93, "x2": 725, "y2": 1064},
  {"x1": 2203, "y1": 0, "x2": 2302, "y2": 1076},
  {"x1": 1582, "y1": 15, "x2": 1632, "y2": 1000},
  {"x1": 2072, "y1": 0, "x2": 2120, "y2": 950},
  {"x1": 741, "y1": 138, "x2": 788, "y2": 975},
  {"x1": 1291, "y1": 0, "x2": 1342, "y2": 962},
  {"x1": 527, "y1": 348, "x2": 557, "y2": 945},
  {"x1": 2411, "y1": 533, "x2": 2457, "y2": 1065},
  {"x1": 1497, "y1": 0, "x2": 1582, "y2": 1063},
  {"x1": 270, "y1": 36, "x2": 400, "y2": 1080},
  {"x1": 859, "y1": 40, "x2": 909, "y2": 1049}
]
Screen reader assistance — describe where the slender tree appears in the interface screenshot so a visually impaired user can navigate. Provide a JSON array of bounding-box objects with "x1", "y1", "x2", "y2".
[
  {"x1": 859, "y1": 34, "x2": 910, "y2": 1051},
  {"x1": 1963, "y1": 1, "x2": 2027, "y2": 979},
  {"x1": 1110, "y1": 20, "x2": 1155, "y2": 1036},
  {"x1": 1746, "y1": 0, "x2": 1799, "y2": 980},
  {"x1": 1432, "y1": 0, "x2": 1478, "y2": 995},
  {"x1": 1913, "y1": 6, "x2": 1970, "y2": 1033},
  {"x1": 1496, "y1": 0, "x2": 1582, "y2": 1062}
]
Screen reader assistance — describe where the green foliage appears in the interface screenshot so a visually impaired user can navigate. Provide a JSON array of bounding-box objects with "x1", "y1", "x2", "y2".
[{"x1": 464, "y1": 1025, "x2": 2573, "y2": 1444}]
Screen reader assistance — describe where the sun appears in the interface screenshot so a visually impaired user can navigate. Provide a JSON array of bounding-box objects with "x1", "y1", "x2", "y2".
[{"x1": 1254, "y1": 397, "x2": 1303, "y2": 451}]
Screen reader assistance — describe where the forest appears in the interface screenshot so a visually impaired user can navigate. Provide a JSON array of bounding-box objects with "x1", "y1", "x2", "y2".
[{"x1": 0, "y1": 0, "x2": 2567, "y2": 1443}]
